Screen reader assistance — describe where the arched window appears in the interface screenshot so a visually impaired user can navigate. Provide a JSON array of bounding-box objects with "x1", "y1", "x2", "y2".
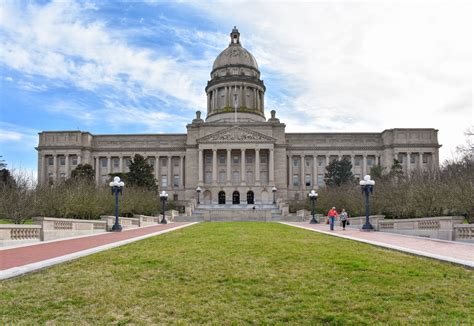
[
  {"x1": 232, "y1": 191, "x2": 240, "y2": 204},
  {"x1": 247, "y1": 191, "x2": 254, "y2": 204},
  {"x1": 218, "y1": 191, "x2": 226, "y2": 205}
]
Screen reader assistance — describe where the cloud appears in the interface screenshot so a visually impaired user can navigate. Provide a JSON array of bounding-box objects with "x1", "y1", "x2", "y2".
[
  {"x1": 190, "y1": 1, "x2": 472, "y2": 161},
  {"x1": 0, "y1": 1, "x2": 209, "y2": 111}
]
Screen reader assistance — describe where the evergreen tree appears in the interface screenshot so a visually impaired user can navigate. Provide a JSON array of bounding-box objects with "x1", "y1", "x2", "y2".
[
  {"x1": 127, "y1": 154, "x2": 157, "y2": 190},
  {"x1": 390, "y1": 159, "x2": 404, "y2": 178},
  {"x1": 71, "y1": 164, "x2": 95, "y2": 181},
  {"x1": 0, "y1": 156, "x2": 14, "y2": 185},
  {"x1": 324, "y1": 158, "x2": 354, "y2": 186}
]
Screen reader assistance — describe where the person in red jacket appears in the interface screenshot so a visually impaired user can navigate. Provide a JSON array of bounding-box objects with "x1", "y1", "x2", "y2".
[{"x1": 327, "y1": 207, "x2": 338, "y2": 231}]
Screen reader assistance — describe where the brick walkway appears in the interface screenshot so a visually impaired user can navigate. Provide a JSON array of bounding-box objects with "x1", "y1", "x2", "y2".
[
  {"x1": 283, "y1": 222, "x2": 474, "y2": 268},
  {"x1": 0, "y1": 222, "x2": 194, "y2": 279}
]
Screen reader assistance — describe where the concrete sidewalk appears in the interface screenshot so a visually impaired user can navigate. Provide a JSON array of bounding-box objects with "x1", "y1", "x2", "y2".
[
  {"x1": 0, "y1": 222, "x2": 197, "y2": 280},
  {"x1": 282, "y1": 222, "x2": 474, "y2": 268}
]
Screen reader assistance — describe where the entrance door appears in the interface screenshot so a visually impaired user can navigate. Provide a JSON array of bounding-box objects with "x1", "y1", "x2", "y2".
[
  {"x1": 247, "y1": 191, "x2": 254, "y2": 204},
  {"x1": 232, "y1": 191, "x2": 240, "y2": 204},
  {"x1": 218, "y1": 191, "x2": 226, "y2": 204}
]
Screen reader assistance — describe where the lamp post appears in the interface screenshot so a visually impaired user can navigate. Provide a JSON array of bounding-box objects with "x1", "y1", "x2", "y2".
[
  {"x1": 272, "y1": 186, "x2": 277, "y2": 204},
  {"x1": 109, "y1": 176, "x2": 125, "y2": 232},
  {"x1": 160, "y1": 190, "x2": 169, "y2": 224},
  {"x1": 359, "y1": 175, "x2": 375, "y2": 231},
  {"x1": 308, "y1": 190, "x2": 318, "y2": 224},
  {"x1": 196, "y1": 186, "x2": 202, "y2": 205}
]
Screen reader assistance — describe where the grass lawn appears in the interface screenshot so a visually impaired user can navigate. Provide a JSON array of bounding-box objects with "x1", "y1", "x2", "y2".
[
  {"x1": 0, "y1": 219, "x2": 33, "y2": 224},
  {"x1": 1, "y1": 222, "x2": 472, "y2": 324}
]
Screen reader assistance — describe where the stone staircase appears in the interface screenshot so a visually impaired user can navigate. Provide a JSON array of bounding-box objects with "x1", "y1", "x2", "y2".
[{"x1": 174, "y1": 204, "x2": 305, "y2": 222}]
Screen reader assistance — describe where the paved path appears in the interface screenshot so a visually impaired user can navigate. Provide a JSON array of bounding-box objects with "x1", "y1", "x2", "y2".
[
  {"x1": 0, "y1": 222, "x2": 196, "y2": 280},
  {"x1": 282, "y1": 222, "x2": 474, "y2": 268}
]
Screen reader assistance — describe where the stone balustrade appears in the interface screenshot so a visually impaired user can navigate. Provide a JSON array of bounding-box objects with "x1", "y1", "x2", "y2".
[
  {"x1": 34, "y1": 217, "x2": 107, "y2": 241},
  {"x1": 453, "y1": 224, "x2": 474, "y2": 243},
  {"x1": 377, "y1": 216, "x2": 465, "y2": 241},
  {"x1": 347, "y1": 215, "x2": 386, "y2": 230},
  {"x1": 100, "y1": 216, "x2": 140, "y2": 231},
  {"x1": 0, "y1": 224, "x2": 42, "y2": 247}
]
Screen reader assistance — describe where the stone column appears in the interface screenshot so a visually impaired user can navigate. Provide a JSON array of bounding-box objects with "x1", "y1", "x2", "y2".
[
  {"x1": 241, "y1": 149, "x2": 246, "y2": 183},
  {"x1": 288, "y1": 154, "x2": 293, "y2": 187},
  {"x1": 94, "y1": 156, "x2": 100, "y2": 185},
  {"x1": 350, "y1": 155, "x2": 355, "y2": 172},
  {"x1": 313, "y1": 155, "x2": 318, "y2": 189},
  {"x1": 40, "y1": 154, "x2": 46, "y2": 184},
  {"x1": 167, "y1": 156, "x2": 172, "y2": 189},
  {"x1": 212, "y1": 149, "x2": 217, "y2": 184},
  {"x1": 52, "y1": 154, "x2": 58, "y2": 181},
  {"x1": 362, "y1": 154, "x2": 367, "y2": 176},
  {"x1": 256, "y1": 90, "x2": 260, "y2": 111},
  {"x1": 325, "y1": 155, "x2": 329, "y2": 168},
  {"x1": 407, "y1": 152, "x2": 411, "y2": 172},
  {"x1": 338, "y1": 154, "x2": 342, "y2": 161},
  {"x1": 180, "y1": 156, "x2": 184, "y2": 187},
  {"x1": 154, "y1": 156, "x2": 159, "y2": 177},
  {"x1": 419, "y1": 152, "x2": 423, "y2": 169},
  {"x1": 107, "y1": 156, "x2": 111, "y2": 175},
  {"x1": 198, "y1": 150, "x2": 203, "y2": 184},
  {"x1": 300, "y1": 155, "x2": 305, "y2": 190},
  {"x1": 226, "y1": 149, "x2": 231, "y2": 184},
  {"x1": 207, "y1": 93, "x2": 211, "y2": 114},
  {"x1": 255, "y1": 149, "x2": 260, "y2": 184},
  {"x1": 269, "y1": 148, "x2": 274, "y2": 183},
  {"x1": 65, "y1": 154, "x2": 70, "y2": 178}
]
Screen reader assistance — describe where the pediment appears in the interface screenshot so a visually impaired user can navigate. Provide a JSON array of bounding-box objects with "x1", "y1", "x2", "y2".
[{"x1": 197, "y1": 126, "x2": 276, "y2": 144}]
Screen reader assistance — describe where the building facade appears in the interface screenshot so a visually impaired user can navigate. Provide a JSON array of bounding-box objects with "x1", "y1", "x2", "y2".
[{"x1": 37, "y1": 27, "x2": 440, "y2": 205}]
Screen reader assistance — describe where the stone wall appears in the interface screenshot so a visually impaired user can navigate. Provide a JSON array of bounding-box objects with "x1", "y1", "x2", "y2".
[
  {"x1": 34, "y1": 217, "x2": 107, "y2": 241},
  {"x1": 0, "y1": 225, "x2": 42, "y2": 247}
]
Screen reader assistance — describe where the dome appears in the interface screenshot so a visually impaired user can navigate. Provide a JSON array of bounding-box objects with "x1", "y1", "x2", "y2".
[{"x1": 212, "y1": 27, "x2": 259, "y2": 72}]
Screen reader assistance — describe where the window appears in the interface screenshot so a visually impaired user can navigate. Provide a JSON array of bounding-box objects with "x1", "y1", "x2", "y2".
[
  {"x1": 148, "y1": 158, "x2": 155, "y2": 168},
  {"x1": 161, "y1": 159, "x2": 167, "y2": 167},
  {"x1": 48, "y1": 157, "x2": 54, "y2": 165},
  {"x1": 246, "y1": 155, "x2": 253, "y2": 164},
  {"x1": 71, "y1": 156, "x2": 78, "y2": 165},
  {"x1": 355, "y1": 158, "x2": 361, "y2": 166},
  {"x1": 305, "y1": 174, "x2": 311, "y2": 187},
  {"x1": 174, "y1": 160, "x2": 179, "y2": 167},
  {"x1": 260, "y1": 155, "x2": 267, "y2": 164},
  {"x1": 101, "y1": 158, "x2": 107, "y2": 167},
  {"x1": 399, "y1": 156, "x2": 404, "y2": 163},
  {"x1": 205, "y1": 156, "x2": 212, "y2": 164},
  {"x1": 126, "y1": 159, "x2": 132, "y2": 167},
  {"x1": 173, "y1": 194, "x2": 178, "y2": 201},
  {"x1": 246, "y1": 171, "x2": 253, "y2": 183},
  {"x1": 219, "y1": 171, "x2": 225, "y2": 183},
  {"x1": 233, "y1": 155, "x2": 239, "y2": 164},
  {"x1": 410, "y1": 155, "x2": 416, "y2": 164},
  {"x1": 233, "y1": 171, "x2": 240, "y2": 183},
  {"x1": 113, "y1": 158, "x2": 120, "y2": 168},
  {"x1": 205, "y1": 171, "x2": 212, "y2": 184},
  {"x1": 318, "y1": 158, "x2": 324, "y2": 166},
  {"x1": 60, "y1": 156, "x2": 66, "y2": 166},
  {"x1": 293, "y1": 158, "x2": 298, "y2": 167},
  {"x1": 173, "y1": 175, "x2": 179, "y2": 187},
  {"x1": 367, "y1": 158, "x2": 373, "y2": 166},
  {"x1": 305, "y1": 159, "x2": 311, "y2": 167},
  {"x1": 219, "y1": 155, "x2": 225, "y2": 164},
  {"x1": 161, "y1": 176, "x2": 168, "y2": 187},
  {"x1": 317, "y1": 175, "x2": 324, "y2": 187},
  {"x1": 423, "y1": 154, "x2": 428, "y2": 164},
  {"x1": 292, "y1": 174, "x2": 299, "y2": 186}
]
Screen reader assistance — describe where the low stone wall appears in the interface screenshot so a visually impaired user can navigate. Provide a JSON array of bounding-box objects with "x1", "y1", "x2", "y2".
[
  {"x1": 378, "y1": 216, "x2": 465, "y2": 241},
  {"x1": 0, "y1": 224, "x2": 42, "y2": 247},
  {"x1": 34, "y1": 217, "x2": 107, "y2": 241},
  {"x1": 453, "y1": 223, "x2": 474, "y2": 243},
  {"x1": 347, "y1": 215, "x2": 386, "y2": 230},
  {"x1": 135, "y1": 215, "x2": 159, "y2": 227},
  {"x1": 204, "y1": 209, "x2": 273, "y2": 222},
  {"x1": 100, "y1": 216, "x2": 140, "y2": 231}
]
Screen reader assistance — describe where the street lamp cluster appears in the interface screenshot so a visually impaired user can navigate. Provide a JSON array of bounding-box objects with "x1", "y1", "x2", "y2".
[
  {"x1": 308, "y1": 190, "x2": 318, "y2": 224},
  {"x1": 359, "y1": 175, "x2": 375, "y2": 231},
  {"x1": 109, "y1": 176, "x2": 125, "y2": 232},
  {"x1": 160, "y1": 191, "x2": 169, "y2": 224}
]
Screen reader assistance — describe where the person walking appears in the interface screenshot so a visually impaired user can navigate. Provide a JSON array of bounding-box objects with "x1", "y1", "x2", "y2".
[
  {"x1": 340, "y1": 208, "x2": 348, "y2": 230},
  {"x1": 327, "y1": 207, "x2": 338, "y2": 231}
]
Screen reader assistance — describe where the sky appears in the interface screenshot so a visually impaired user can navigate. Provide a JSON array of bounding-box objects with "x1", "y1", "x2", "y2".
[{"x1": 0, "y1": 0, "x2": 472, "y2": 179}]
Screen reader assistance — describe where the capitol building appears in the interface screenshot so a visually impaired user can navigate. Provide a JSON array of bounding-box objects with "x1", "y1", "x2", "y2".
[{"x1": 37, "y1": 27, "x2": 440, "y2": 206}]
